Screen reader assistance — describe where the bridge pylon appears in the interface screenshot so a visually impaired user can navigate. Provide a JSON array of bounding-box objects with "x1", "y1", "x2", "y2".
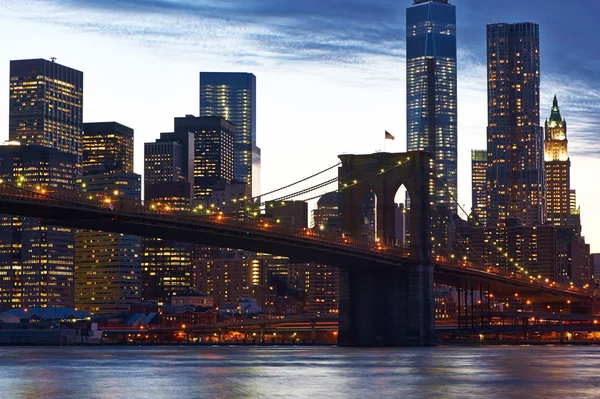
[{"x1": 337, "y1": 151, "x2": 435, "y2": 346}]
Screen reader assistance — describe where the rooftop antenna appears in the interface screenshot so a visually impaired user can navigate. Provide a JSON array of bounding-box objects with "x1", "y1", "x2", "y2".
[{"x1": 50, "y1": 57, "x2": 56, "y2": 63}]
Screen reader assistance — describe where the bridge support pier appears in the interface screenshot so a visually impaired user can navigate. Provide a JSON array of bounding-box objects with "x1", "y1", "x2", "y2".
[{"x1": 338, "y1": 264, "x2": 435, "y2": 347}]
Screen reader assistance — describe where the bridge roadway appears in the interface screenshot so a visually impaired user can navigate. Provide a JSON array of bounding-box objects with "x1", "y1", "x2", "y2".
[{"x1": 0, "y1": 184, "x2": 592, "y2": 303}]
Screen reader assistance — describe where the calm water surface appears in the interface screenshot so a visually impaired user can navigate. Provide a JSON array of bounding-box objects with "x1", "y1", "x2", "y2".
[{"x1": 0, "y1": 345, "x2": 599, "y2": 398}]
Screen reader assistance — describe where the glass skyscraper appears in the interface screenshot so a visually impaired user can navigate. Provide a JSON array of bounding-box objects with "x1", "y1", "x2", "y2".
[
  {"x1": 486, "y1": 23, "x2": 543, "y2": 228},
  {"x1": 199, "y1": 72, "x2": 261, "y2": 198},
  {"x1": 406, "y1": 0, "x2": 457, "y2": 209}
]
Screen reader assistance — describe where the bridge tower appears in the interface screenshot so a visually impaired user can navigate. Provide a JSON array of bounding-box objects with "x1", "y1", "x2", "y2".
[{"x1": 337, "y1": 151, "x2": 435, "y2": 346}]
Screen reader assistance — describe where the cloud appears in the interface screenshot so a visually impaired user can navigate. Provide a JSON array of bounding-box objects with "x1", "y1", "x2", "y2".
[{"x1": 9, "y1": 0, "x2": 406, "y2": 65}]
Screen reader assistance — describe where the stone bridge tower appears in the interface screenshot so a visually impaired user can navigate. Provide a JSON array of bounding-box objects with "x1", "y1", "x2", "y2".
[{"x1": 337, "y1": 151, "x2": 435, "y2": 346}]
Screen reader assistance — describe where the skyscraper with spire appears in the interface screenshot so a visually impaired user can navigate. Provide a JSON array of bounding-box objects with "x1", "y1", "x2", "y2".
[
  {"x1": 544, "y1": 96, "x2": 571, "y2": 227},
  {"x1": 406, "y1": 0, "x2": 457, "y2": 209}
]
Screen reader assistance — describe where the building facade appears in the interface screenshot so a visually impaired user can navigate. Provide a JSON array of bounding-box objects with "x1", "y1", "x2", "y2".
[
  {"x1": 288, "y1": 262, "x2": 339, "y2": 315},
  {"x1": 76, "y1": 121, "x2": 141, "y2": 315},
  {"x1": 82, "y1": 122, "x2": 134, "y2": 175},
  {"x1": 486, "y1": 23, "x2": 544, "y2": 228},
  {"x1": 144, "y1": 133, "x2": 193, "y2": 206},
  {"x1": 199, "y1": 72, "x2": 261, "y2": 197},
  {"x1": 196, "y1": 254, "x2": 268, "y2": 308},
  {"x1": 9, "y1": 58, "x2": 83, "y2": 166},
  {"x1": 0, "y1": 143, "x2": 78, "y2": 310},
  {"x1": 544, "y1": 96, "x2": 570, "y2": 227},
  {"x1": 174, "y1": 115, "x2": 234, "y2": 203},
  {"x1": 471, "y1": 150, "x2": 487, "y2": 226},
  {"x1": 406, "y1": 0, "x2": 457, "y2": 209},
  {"x1": 142, "y1": 134, "x2": 196, "y2": 304}
]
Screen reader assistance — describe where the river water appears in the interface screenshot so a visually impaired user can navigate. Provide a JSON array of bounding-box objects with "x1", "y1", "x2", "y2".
[{"x1": 0, "y1": 346, "x2": 598, "y2": 398}]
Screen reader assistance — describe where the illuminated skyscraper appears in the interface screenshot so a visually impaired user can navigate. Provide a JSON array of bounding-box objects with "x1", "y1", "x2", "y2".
[
  {"x1": 142, "y1": 134, "x2": 195, "y2": 304},
  {"x1": 471, "y1": 150, "x2": 487, "y2": 226},
  {"x1": 199, "y1": 72, "x2": 261, "y2": 197},
  {"x1": 544, "y1": 96, "x2": 570, "y2": 227},
  {"x1": 174, "y1": 115, "x2": 234, "y2": 202},
  {"x1": 82, "y1": 122, "x2": 133, "y2": 175},
  {"x1": 144, "y1": 132, "x2": 193, "y2": 206},
  {"x1": 486, "y1": 23, "x2": 544, "y2": 227},
  {"x1": 406, "y1": 0, "x2": 457, "y2": 208},
  {"x1": 9, "y1": 58, "x2": 83, "y2": 166},
  {"x1": 0, "y1": 143, "x2": 78, "y2": 310},
  {"x1": 76, "y1": 122, "x2": 141, "y2": 315}
]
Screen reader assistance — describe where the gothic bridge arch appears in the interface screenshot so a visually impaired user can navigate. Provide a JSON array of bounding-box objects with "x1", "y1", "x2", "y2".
[{"x1": 338, "y1": 151, "x2": 433, "y2": 262}]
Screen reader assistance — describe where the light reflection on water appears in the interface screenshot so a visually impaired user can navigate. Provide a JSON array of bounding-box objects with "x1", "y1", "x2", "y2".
[{"x1": 0, "y1": 346, "x2": 599, "y2": 398}]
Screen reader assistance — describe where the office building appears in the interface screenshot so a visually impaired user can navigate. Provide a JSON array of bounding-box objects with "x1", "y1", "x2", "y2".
[
  {"x1": 141, "y1": 239, "x2": 195, "y2": 304},
  {"x1": 471, "y1": 150, "x2": 487, "y2": 226},
  {"x1": 0, "y1": 143, "x2": 78, "y2": 310},
  {"x1": 288, "y1": 262, "x2": 339, "y2": 315},
  {"x1": 144, "y1": 133, "x2": 193, "y2": 206},
  {"x1": 199, "y1": 72, "x2": 261, "y2": 197},
  {"x1": 173, "y1": 115, "x2": 234, "y2": 202},
  {"x1": 406, "y1": 0, "x2": 457, "y2": 208},
  {"x1": 142, "y1": 134, "x2": 196, "y2": 304},
  {"x1": 486, "y1": 23, "x2": 544, "y2": 227},
  {"x1": 82, "y1": 122, "x2": 134, "y2": 175},
  {"x1": 544, "y1": 96, "x2": 570, "y2": 227},
  {"x1": 75, "y1": 121, "x2": 141, "y2": 315},
  {"x1": 74, "y1": 232, "x2": 141, "y2": 315},
  {"x1": 9, "y1": 58, "x2": 83, "y2": 166},
  {"x1": 196, "y1": 254, "x2": 268, "y2": 308}
]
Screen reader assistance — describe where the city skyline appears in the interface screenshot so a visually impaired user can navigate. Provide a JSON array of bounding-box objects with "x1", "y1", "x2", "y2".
[{"x1": 0, "y1": 0, "x2": 599, "y2": 251}]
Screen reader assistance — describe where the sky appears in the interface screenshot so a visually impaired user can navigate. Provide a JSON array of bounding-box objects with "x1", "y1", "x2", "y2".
[{"x1": 0, "y1": 0, "x2": 599, "y2": 251}]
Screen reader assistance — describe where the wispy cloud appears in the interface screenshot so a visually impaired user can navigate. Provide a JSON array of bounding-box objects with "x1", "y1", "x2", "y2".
[{"x1": 7, "y1": 0, "x2": 406, "y2": 65}]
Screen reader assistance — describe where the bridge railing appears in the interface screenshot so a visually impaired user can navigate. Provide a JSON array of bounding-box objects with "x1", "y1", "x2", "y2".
[
  {"x1": 0, "y1": 182, "x2": 411, "y2": 260},
  {"x1": 0, "y1": 182, "x2": 592, "y2": 297}
]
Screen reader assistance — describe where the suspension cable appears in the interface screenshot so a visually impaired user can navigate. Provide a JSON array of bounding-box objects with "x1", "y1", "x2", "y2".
[
  {"x1": 251, "y1": 162, "x2": 341, "y2": 201},
  {"x1": 260, "y1": 158, "x2": 383, "y2": 205}
]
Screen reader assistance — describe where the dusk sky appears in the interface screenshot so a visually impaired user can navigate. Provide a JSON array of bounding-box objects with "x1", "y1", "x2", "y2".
[{"x1": 1, "y1": 0, "x2": 599, "y2": 251}]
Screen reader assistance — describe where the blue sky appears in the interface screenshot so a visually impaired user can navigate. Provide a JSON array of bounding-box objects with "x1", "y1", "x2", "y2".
[{"x1": 1, "y1": 0, "x2": 599, "y2": 251}]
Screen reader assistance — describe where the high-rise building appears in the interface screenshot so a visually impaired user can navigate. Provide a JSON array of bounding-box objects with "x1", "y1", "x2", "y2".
[
  {"x1": 144, "y1": 133, "x2": 193, "y2": 206},
  {"x1": 142, "y1": 134, "x2": 195, "y2": 304},
  {"x1": 544, "y1": 96, "x2": 570, "y2": 227},
  {"x1": 174, "y1": 115, "x2": 234, "y2": 202},
  {"x1": 9, "y1": 58, "x2": 83, "y2": 166},
  {"x1": 74, "y1": 232, "x2": 141, "y2": 315},
  {"x1": 0, "y1": 143, "x2": 78, "y2": 310},
  {"x1": 486, "y1": 23, "x2": 544, "y2": 227},
  {"x1": 471, "y1": 150, "x2": 487, "y2": 226},
  {"x1": 406, "y1": 0, "x2": 457, "y2": 208},
  {"x1": 75, "y1": 122, "x2": 141, "y2": 315},
  {"x1": 82, "y1": 122, "x2": 134, "y2": 175},
  {"x1": 199, "y1": 72, "x2": 261, "y2": 197}
]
